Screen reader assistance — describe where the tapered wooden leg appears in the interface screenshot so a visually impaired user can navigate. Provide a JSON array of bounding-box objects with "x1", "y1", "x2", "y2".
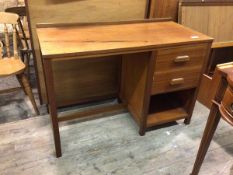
[
  {"x1": 184, "y1": 92, "x2": 198, "y2": 125},
  {"x1": 184, "y1": 117, "x2": 191, "y2": 125},
  {"x1": 139, "y1": 128, "x2": 146, "y2": 136},
  {"x1": 48, "y1": 105, "x2": 62, "y2": 158},
  {"x1": 21, "y1": 50, "x2": 31, "y2": 81},
  {"x1": 17, "y1": 74, "x2": 26, "y2": 94},
  {"x1": 191, "y1": 104, "x2": 221, "y2": 175},
  {"x1": 43, "y1": 59, "x2": 62, "y2": 158},
  {"x1": 17, "y1": 73, "x2": 39, "y2": 115},
  {"x1": 26, "y1": 52, "x2": 31, "y2": 81}
]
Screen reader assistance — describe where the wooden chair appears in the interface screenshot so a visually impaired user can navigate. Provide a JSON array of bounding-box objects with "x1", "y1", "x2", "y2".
[
  {"x1": 0, "y1": 12, "x2": 39, "y2": 115},
  {"x1": 5, "y1": 6, "x2": 30, "y2": 42},
  {"x1": 191, "y1": 62, "x2": 233, "y2": 175},
  {"x1": 5, "y1": 6, "x2": 32, "y2": 79}
]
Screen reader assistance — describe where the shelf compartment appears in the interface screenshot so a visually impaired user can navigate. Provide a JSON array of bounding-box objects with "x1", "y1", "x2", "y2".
[
  {"x1": 146, "y1": 89, "x2": 194, "y2": 128},
  {"x1": 147, "y1": 107, "x2": 188, "y2": 127}
]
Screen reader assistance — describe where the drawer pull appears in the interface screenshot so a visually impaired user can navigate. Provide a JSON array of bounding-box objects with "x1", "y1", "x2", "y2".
[
  {"x1": 174, "y1": 55, "x2": 190, "y2": 63},
  {"x1": 170, "y1": 78, "x2": 184, "y2": 85},
  {"x1": 231, "y1": 103, "x2": 233, "y2": 112}
]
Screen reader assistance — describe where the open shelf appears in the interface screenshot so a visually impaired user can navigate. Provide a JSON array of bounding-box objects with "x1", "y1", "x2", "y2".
[
  {"x1": 147, "y1": 108, "x2": 188, "y2": 127},
  {"x1": 146, "y1": 89, "x2": 194, "y2": 127}
]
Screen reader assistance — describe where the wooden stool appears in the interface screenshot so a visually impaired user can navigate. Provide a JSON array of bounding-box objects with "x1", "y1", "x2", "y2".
[{"x1": 191, "y1": 62, "x2": 233, "y2": 175}]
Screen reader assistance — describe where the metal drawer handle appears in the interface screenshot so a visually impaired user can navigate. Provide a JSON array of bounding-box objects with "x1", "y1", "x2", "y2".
[
  {"x1": 231, "y1": 103, "x2": 233, "y2": 112},
  {"x1": 174, "y1": 55, "x2": 190, "y2": 63},
  {"x1": 170, "y1": 78, "x2": 184, "y2": 85}
]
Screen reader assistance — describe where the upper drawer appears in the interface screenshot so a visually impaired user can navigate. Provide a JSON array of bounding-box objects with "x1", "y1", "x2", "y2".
[{"x1": 155, "y1": 44, "x2": 208, "y2": 72}]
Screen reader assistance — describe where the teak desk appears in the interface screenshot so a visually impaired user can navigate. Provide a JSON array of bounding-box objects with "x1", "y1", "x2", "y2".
[{"x1": 37, "y1": 20, "x2": 213, "y2": 157}]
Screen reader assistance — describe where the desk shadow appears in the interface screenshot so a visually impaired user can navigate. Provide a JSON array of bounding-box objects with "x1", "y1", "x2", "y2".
[{"x1": 146, "y1": 121, "x2": 178, "y2": 133}]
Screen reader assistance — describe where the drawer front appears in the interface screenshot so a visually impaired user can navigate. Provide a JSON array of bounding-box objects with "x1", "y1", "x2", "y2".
[
  {"x1": 151, "y1": 67, "x2": 201, "y2": 95},
  {"x1": 155, "y1": 44, "x2": 207, "y2": 72}
]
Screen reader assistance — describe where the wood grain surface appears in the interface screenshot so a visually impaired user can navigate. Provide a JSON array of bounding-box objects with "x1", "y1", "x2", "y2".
[
  {"x1": 25, "y1": 0, "x2": 148, "y2": 104},
  {"x1": 37, "y1": 21, "x2": 212, "y2": 59},
  {"x1": 179, "y1": 4, "x2": 233, "y2": 45},
  {"x1": 149, "y1": 0, "x2": 179, "y2": 21}
]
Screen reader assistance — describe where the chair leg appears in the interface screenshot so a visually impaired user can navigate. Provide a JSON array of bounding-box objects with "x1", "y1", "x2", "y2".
[
  {"x1": 21, "y1": 50, "x2": 31, "y2": 81},
  {"x1": 26, "y1": 52, "x2": 31, "y2": 81},
  {"x1": 16, "y1": 73, "x2": 39, "y2": 115},
  {"x1": 17, "y1": 75, "x2": 26, "y2": 94},
  {"x1": 191, "y1": 104, "x2": 221, "y2": 175}
]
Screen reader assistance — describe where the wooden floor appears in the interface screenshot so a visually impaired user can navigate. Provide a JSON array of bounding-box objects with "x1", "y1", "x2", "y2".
[{"x1": 0, "y1": 102, "x2": 233, "y2": 175}]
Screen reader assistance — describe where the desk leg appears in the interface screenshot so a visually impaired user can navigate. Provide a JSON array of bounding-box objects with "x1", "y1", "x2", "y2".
[
  {"x1": 139, "y1": 52, "x2": 156, "y2": 136},
  {"x1": 43, "y1": 59, "x2": 62, "y2": 158}
]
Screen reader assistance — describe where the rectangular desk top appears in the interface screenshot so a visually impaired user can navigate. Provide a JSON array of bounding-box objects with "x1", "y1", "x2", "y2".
[{"x1": 36, "y1": 21, "x2": 213, "y2": 60}]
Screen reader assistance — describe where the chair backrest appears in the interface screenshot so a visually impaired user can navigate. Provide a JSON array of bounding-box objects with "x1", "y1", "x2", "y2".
[
  {"x1": 218, "y1": 63, "x2": 233, "y2": 126},
  {"x1": 0, "y1": 12, "x2": 19, "y2": 59},
  {"x1": 5, "y1": 7, "x2": 26, "y2": 17},
  {"x1": 5, "y1": 6, "x2": 29, "y2": 50}
]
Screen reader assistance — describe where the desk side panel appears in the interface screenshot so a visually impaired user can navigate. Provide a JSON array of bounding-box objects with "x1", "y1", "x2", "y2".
[{"x1": 120, "y1": 52, "x2": 152, "y2": 126}]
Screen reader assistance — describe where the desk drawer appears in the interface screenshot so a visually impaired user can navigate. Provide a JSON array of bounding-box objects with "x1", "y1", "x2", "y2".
[
  {"x1": 151, "y1": 68, "x2": 201, "y2": 95},
  {"x1": 155, "y1": 44, "x2": 207, "y2": 72}
]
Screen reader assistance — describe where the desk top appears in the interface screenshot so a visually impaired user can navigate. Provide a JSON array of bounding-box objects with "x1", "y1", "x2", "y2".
[{"x1": 37, "y1": 21, "x2": 213, "y2": 60}]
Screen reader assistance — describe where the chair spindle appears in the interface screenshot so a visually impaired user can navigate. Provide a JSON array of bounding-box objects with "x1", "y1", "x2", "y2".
[
  {"x1": 4, "y1": 24, "x2": 11, "y2": 58},
  {"x1": 0, "y1": 41, "x2": 3, "y2": 59},
  {"x1": 13, "y1": 24, "x2": 18, "y2": 58}
]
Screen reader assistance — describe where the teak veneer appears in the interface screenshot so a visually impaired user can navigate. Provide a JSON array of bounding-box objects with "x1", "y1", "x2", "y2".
[
  {"x1": 37, "y1": 20, "x2": 213, "y2": 157},
  {"x1": 149, "y1": 0, "x2": 180, "y2": 21},
  {"x1": 25, "y1": 0, "x2": 149, "y2": 105}
]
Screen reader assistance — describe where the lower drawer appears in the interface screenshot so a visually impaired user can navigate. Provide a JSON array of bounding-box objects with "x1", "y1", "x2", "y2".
[{"x1": 151, "y1": 68, "x2": 201, "y2": 94}]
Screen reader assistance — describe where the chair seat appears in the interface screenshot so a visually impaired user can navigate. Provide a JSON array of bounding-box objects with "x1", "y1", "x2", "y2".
[{"x1": 0, "y1": 58, "x2": 25, "y2": 77}]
